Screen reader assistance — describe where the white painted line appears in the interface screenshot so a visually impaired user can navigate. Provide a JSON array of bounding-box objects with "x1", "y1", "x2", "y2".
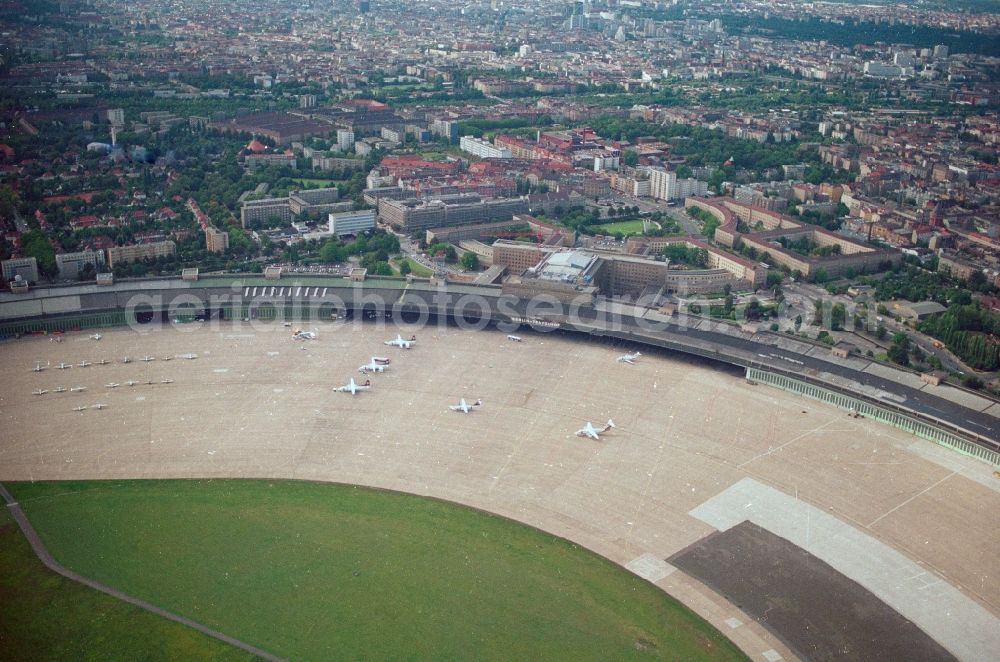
[
  {"x1": 724, "y1": 617, "x2": 743, "y2": 629},
  {"x1": 689, "y1": 478, "x2": 1000, "y2": 662},
  {"x1": 762, "y1": 650, "x2": 783, "y2": 662},
  {"x1": 322, "y1": 288, "x2": 327, "y2": 297},
  {"x1": 295, "y1": 287, "x2": 301, "y2": 296}
]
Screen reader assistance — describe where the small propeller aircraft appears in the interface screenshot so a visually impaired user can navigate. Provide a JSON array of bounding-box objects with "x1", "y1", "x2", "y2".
[
  {"x1": 336, "y1": 377, "x2": 372, "y2": 395},
  {"x1": 575, "y1": 419, "x2": 616, "y2": 440},
  {"x1": 72, "y1": 406, "x2": 88, "y2": 412},
  {"x1": 70, "y1": 386, "x2": 87, "y2": 392},
  {"x1": 105, "y1": 382, "x2": 120, "y2": 389},
  {"x1": 126, "y1": 380, "x2": 138, "y2": 387},
  {"x1": 384, "y1": 334, "x2": 416, "y2": 349},
  {"x1": 56, "y1": 362, "x2": 72, "y2": 370},
  {"x1": 161, "y1": 378, "x2": 174, "y2": 384},
  {"x1": 53, "y1": 386, "x2": 67, "y2": 393},
  {"x1": 92, "y1": 403, "x2": 108, "y2": 410},
  {"x1": 32, "y1": 389, "x2": 48, "y2": 396},
  {"x1": 122, "y1": 356, "x2": 131, "y2": 364},
  {"x1": 78, "y1": 360, "x2": 91, "y2": 367},
  {"x1": 97, "y1": 359, "x2": 110, "y2": 365},
  {"x1": 358, "y1": 357, "x2": 390, "y2": 373},
  {"x1": 141, "y1": 355, "x2": 155, "y2": 362},
  {"x1": 177, "y1": 353, "x2": 198, "y2": 360},
  {"x1": 32, "y1": 362, "x2": 47, "y2": 372},
  {"x1": 616, "y1": 351, "x2": 642, "y2": 365},
  {"x1": 449, "y1": 398, "x2": 483, "y2": 414},
  {"x1": 89, "y1": 333, "x2": 102, "y2": 341},
  {"x1": 293, "y1": 328, "x2": 318, "y2": 340}
]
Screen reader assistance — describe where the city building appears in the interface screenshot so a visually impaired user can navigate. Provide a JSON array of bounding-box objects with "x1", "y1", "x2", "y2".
[
  {"x1": 55, "y1": 250, "x2": 104, "y2": 280},
  {"x1": 379, "y1": 195, "x2": 528, "y2": 233},
  {"x1": 205, "y1": 226, "x2": 230, "y2": 253},
  {"x1": 460, "y1": 136, "x2": 513, "y2": 159},
  {"x1": 2, "y1": 257, "x2": 39, "y2": 283},
  {"x1": 328, "y1": 209, "x2": 376, "y2": 237},
  {"x1": 337, "y1": 129, "x2": 356, "y2": 153},
  {"x1": 106, "y1": 241, "x2": 176, "y2": 267}
]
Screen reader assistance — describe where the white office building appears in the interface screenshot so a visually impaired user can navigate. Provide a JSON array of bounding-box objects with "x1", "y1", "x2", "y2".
[
  {"x1": 459, "y1": 136, "x2": 512, "y2": 159},
  {"x1": 648, "y1": 167, "x2": 708, "y2": 201},
  {"x1": 329, "y1": 209, "x2": 376, "y2": 237},
  {"x1": 2, "y1": 256, "x2": 39, "y2": 283}
]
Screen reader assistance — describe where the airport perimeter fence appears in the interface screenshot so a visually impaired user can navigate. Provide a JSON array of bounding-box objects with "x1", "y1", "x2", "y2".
[{"x1": 746, "y1": 367, "x2": 1000, "y2": 466}]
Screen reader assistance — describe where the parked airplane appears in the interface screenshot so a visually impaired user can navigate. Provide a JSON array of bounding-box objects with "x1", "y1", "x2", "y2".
[
  {"x1": 72, "y1": 406, "x2": 88, "y2": 412},
  {"x1": 576, "y1": 419, "x2": 616, "y2": 440},
  {"x1": 177, "y1": 353, "x2": 198, "y2": 360},
  {"x1": 161, "y1": 378, "x2": 174, "y2": 384},
  {"x1": 90, "y1": 333, "x2": 102, "y2": 341},
  {"x1": 105, "y1": 382, "x2": 120, "y2": 389},
  {"x1": 78, "y1": 360, "x2": 91, "y2": 367},
  {"x1": 358, "y1": 357, "x2": 390, "y2": 373},
  {"x1": 161, "y1": 356, "x2": 173, "y2": 361},
  {"x1": 384, "y1": 334, "x2": 416, "y2": 349},
  {"x1": 449, "y1": 398, "x2": 483, "y2": 414},
  {"x1": 97, "y1": 359, "x2": 110, "y2": 365},
  {"x1": 616, "y1": 351, "x2": 642, "y2": 365},
  {"x1": 56, "y1": 362, "x2": 71, "y2": 370},
  {"x1": 336, "y1": 377, "x2": 371, "y2": 395},
  {"x1": 126, "y1": 380, "x2": 138, "y2": 387},
  {"x1": 293, "y1": 328, "x2": 318, "y2": 340},
  {"x1": 53, "y1": 387, "x2": 67, "y2": 393},
  {"x1": 32, "y1": 389, "x2": 48, "y2": 396},
  {"x1": 92, "y1": 403, "x2": 107, "y2": 410},
  {"x1": 32, "y1": 362, "x2": 46, "y2": 372},
  {"x1": 507, "y1": 335, "x2": 523, "y2": 342},
  {"x1": 122, "y1": 356, "x2": 131, "y2": 364},
  {"x1": 70, "y1": 386, "x2": 86, "y2": 392},
  {"x1": 140, "y1": 355, "x2": 155, "y2": 362}
]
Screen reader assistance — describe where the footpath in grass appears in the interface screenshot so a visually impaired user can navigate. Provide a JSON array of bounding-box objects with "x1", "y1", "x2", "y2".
[
  {"x1": 0, "y1": 507, "x2": 252, "y2": 662},
  {"x1": 9, "y1": 480, "x2": 747, "y2": 662}
]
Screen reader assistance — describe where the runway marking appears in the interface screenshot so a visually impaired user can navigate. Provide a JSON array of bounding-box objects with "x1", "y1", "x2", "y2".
[
  {"x1": 867, "y1": 471, "x2": 956, "y2": 528},
  {"x1": 625, "y1": 553, "x2": 675, "y2": 583},
  {"x1": 737, "y1": 418, "x2": 838, "y2": 468},
  {"x1": 689, "y1": 477, "x2": 1000, "y2": 661}
]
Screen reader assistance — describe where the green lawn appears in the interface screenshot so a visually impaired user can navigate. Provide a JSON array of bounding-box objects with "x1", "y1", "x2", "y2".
[
  {"x1": 395, "y1": 256, "x2": 434, "y2": 277},
  {"x1": 592, "y1": 219, "x2": 648, "y2": 235},
  {"x1": 8, "y1": 480, "x2": 745, "y2": 662},
  {"x1": 0, "y1": 507, "x2": 252, "y2": 662}
]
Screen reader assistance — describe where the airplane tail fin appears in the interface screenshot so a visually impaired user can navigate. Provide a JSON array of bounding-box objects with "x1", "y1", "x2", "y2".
[{"x1": 607, "y1": 419, "x2": 616, "y2": 429}]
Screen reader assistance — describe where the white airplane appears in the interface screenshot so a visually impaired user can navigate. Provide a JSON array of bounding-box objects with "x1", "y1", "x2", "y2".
[
  {"x1": 78, "y1": 360, "x2": 91, "y2": 367},
  {"x1": 92, "y1": 403, "x2": 107, "y2": 410},
  {"x1": 161, "y1": 356, "x2": 173, "y2": 361},
  {"x1": 90, "y1": 333, "x2": 102, "y2": 341},
  {"x1": 616, "y1": 351, "x2": 642, "y2": 365},
  {"x1": 507, "y1": 335, "x2": 522, "y2": 342},
  {"x1": 358, "y1": 357, "x2": 390, "y2": 373},
  {"x1": 72, "y1": 406, "x2": 88, "y2": 412},
  {"x1": 384, "y1": 334, "x2": 416, "y2": 349},
  {"x1": 97, "y1": 359, "x2": 110, "y2": 365},
  {"x1": 126, "y1": 380, "x2": 138, "y2": 387},
  {"x1": 140, "y1": 355, "x2": 155, "y2": 362},
  {"x1": 70, "y1": 386, "x2": 86, "y2": 392},
  {"x1": 449, "y1": 398, "x2": 483, "y2": 414},
  {"x1": 336, "y1": 377, "x2": 371, "y2": 395},
  {"x1": 293, "y1": 328, "x2": 318, "y2": 340},
  {"x1": 53, "y1": 387, "x2": 67, "y2": 393},
  {"x1": 177, "y1": 353, "x2": 197, "y2": 360},
  {"x1": 32, "y1": 362, "x2": 46, "y2": 372},
  {"x1": 161, "y1": 378, "x2": 174, "y2": 384},
  {"x1": 122, "y1": 356, "x2": 131, "y2": 364},
  {"x1": 56, "y1": 362, "x2": 71, "y2": 370},
  {"x1": 145, "y1": 379, "x2": 154, "y2": 385},
  {"x1": 32, "y1": 389, "x2": 48, "y2": 396},
  {"x1": 105, "y1": 382, "x2": 120, "y2": 389},
  {"x1": 575, "y1": 419, "x2": 616, "y2": 440}
]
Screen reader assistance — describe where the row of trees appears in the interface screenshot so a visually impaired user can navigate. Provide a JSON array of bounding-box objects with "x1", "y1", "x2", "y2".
[{"x1": 918, "y1": 304, "x2": 1000, "y2": 371}]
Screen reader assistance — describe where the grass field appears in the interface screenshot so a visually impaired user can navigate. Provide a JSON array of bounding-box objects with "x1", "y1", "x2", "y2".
[
  {"x1": 395, "y1": 256, "x2": 434, "y2": 277},
  {"x1": 0, "y1": 507, "x2": 252, "y2": 662},
  {"x1": 592, "y1": 219, "x2": 648, "y2": 235},
  {"x1": 8, "y1": 480, "x2": 746, "y2": 662}
]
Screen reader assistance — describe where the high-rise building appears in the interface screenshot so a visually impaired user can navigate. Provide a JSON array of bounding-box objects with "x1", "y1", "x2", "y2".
[
  {"x1": 107, "y1": 108, "x2": 125, "y2": 126},
  {"x1": 205, "y1": 226, "x2": 230, "y2": 253},
  {"x1": 337, "y1": 129, "x2": 355, "y2": 153},
  {"x1": 329, "y1": 209, "x2": 376, "y2": 237},
  {"x1": 2, "y1": 256, "x2": 39, "y2": 283}
]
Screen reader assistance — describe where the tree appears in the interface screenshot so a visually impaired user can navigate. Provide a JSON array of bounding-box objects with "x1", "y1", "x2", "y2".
[
  {"x1": 460, "y1": 252, "x2": 480, "y2": 271},
  {"x1": 399, "y1": 260, "x2": 411, "y2": 276},
  {"x1": 887, "y1": 343, "x2": 910, "y2": 366},
  {"x1": 876, "y1": 324, "x2": 887, "y2": 340}
]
